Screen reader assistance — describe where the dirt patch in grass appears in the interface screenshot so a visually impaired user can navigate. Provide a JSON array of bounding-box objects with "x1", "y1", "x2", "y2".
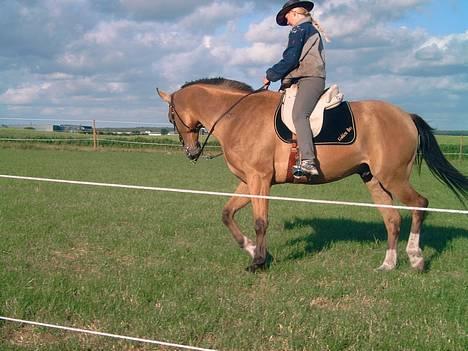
[
  {"x1": 7, "y1": 324, "x2": 62, "y2": 347},
  {"x1": 46, "y1": 242, "x2": 108, "y2": 277},
  {"x1": 309, "y1": 294, "x2": 390, "y2": 311}
]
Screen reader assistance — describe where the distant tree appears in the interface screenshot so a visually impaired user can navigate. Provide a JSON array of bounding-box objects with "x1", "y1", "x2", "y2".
[{"x1": 161, "y1": 128, "x2": 169, "y2": 135}]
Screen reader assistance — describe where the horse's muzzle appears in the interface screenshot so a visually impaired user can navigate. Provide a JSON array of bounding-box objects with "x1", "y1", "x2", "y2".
[{"x1": 184, "y1": 142, "x2": 202, "y2": 160}]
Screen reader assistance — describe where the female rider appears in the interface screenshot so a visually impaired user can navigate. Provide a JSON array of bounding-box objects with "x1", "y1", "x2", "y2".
[{"x1": 264, "y1": 0, "x2": 328, "y2": 176}]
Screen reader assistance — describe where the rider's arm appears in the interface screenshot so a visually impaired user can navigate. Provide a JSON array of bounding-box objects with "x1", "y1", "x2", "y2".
[{"x1": 266, "y1": 26, "x2": 305, "y2": 82}]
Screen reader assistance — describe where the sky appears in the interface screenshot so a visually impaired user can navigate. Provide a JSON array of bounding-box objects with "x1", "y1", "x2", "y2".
[{"x1": 0, "y1": 0, "x2": 467, "y2": 130}]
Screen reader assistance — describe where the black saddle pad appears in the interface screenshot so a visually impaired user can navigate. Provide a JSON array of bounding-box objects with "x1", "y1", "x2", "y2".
[{"x1": 275, "y1": 101, "x2": 356, "y2": 145}]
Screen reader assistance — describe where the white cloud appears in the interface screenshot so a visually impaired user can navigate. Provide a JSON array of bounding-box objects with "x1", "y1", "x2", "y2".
[
  {"x1": 0, "y1": 83, "x2": 51, "y2": 105},
  {"x1": 58, "y1": 53, "x2": 90, "y2": 69},
  {"x1": 395, "y1": 31, "x2": 468, "y2": 76},
  {"x1": 317, "y1": 0, "x2": 431, "y2": 39},
  {"x1": 0, "y1": 78, "x2": 128, "y2": 106},
  {"x1": 84, "y1": 20, "x2": 132, "y2": 45},
  {"x1": 228, "y1": 43, "x2": 283, "y2": 66},
  {"x1": 180, "y1": 1, "x2": 253, "y2": 31},
  {"x1": 245, "y1": 17, "x2": 287, "y2": 44},
  {"x1": 118, "y1": 0, "x2": 213, "y2": 21},
  {"x1": 0, "y1": 0, "x2": 466, "y2": 129},
  {"x1": 416, "y1": 31, "x2": 468, "y2": 64}
]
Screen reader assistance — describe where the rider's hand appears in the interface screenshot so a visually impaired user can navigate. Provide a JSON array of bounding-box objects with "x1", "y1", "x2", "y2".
[{"x1": 263, "y1": 77, "x2": 270, "y2": 88}]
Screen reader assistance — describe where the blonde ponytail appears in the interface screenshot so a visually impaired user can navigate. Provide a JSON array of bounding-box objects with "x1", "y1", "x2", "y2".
[
  {"x1": 311, "y1": 17, "x2": 331, "y2": 43},
  {"x1": 294, "y1": 7, "x2": 331, "y2": 43}
]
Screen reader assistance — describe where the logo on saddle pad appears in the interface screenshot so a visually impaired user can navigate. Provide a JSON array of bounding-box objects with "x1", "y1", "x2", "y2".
[{"x1": 275, "y1": 84, "x2": 356, "y2": 145}]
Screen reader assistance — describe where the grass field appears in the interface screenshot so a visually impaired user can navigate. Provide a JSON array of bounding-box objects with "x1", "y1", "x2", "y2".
[{"x1": 0, "y1": 146, "x2": 466, "y2": 350}]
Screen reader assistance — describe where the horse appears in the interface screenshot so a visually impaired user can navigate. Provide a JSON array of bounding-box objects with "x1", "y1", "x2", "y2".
[{"x1": 157, "y1": 77, "x2": 467, "y2": 272}]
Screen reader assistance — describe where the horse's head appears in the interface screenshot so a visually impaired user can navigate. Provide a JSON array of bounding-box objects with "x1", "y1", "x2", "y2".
[{"x1": 156, "y1": 88, "x2": 202, "y2": 161}]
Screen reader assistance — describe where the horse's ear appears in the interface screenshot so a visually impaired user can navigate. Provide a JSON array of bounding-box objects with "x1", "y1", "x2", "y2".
[{"x1": 156, "y1": 88, "x2": 171, "y2": 104}]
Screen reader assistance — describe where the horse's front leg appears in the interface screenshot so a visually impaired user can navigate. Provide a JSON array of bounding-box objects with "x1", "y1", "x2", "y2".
[
  {"x1": 246, "y1": 175, "x2": 272, "y2": 272},
  {"x1": 222, "y1": 182, "x2": 256, "y2": 258}
]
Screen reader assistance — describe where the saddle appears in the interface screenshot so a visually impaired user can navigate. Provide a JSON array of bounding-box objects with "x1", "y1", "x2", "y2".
[
  {"x1": 281, "y1": 84, "x2": 344, "y2": 137},
  {"x1": 275, "y1": 85, "x2": 356, "y2": 146},
  {"x1": 274, "y1": 84, "x2": 357, "y2": 183}
]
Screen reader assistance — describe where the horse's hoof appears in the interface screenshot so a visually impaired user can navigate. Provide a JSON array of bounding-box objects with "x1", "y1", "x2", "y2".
[
  {"x1": 411, "y1": 258, "x2": 425, "y2": 272},
  {"x1": 246, "y1": 262, "x2": 267, "y2": 273},
  {"x1": 245, "y1": 252, "x2": 274, "y2": 273},
  {"x1": 245, "y1": 264, "x2": 257, "y2": 273},
  {"x1": 408, "y1": 251, "x2": 424, "y2": 272}
]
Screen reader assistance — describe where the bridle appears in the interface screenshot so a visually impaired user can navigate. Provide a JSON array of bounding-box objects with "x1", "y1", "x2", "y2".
[
  {"x1": 167, "y1": 95, "x2": 203, "y2": 160},
  {"x1": 168, "y1": 96, "x2": 202, "y2": 134},
  {"x1": 167, "y1": 83, "x2": 270, "y2": 163}
]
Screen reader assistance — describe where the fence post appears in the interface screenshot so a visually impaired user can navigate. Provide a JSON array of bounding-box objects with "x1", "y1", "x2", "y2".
[{"x1": 93, "y1": 120, "x2": 97, "y2": 151}]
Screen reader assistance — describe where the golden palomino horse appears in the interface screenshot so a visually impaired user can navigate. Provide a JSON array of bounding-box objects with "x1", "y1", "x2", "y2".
[{"x1": 157, "y1": 78, "x2": 467, "y2": 272}]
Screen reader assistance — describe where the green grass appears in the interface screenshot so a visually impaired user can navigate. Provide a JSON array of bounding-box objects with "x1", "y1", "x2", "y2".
[
  {"x1": 435, "y1": 135, "x2": 467, "y2": 156},
  {"x1": 0, "y1": 147, "x2": 466, "y2": 350}
]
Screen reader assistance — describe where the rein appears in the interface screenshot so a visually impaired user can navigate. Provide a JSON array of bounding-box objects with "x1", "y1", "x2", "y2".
[{"x1": 170, "y1": 83, "x2": 270, "y2": 163}]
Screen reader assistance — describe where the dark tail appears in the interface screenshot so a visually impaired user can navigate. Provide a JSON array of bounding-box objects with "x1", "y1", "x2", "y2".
[{"x1": 411, "y1": 114, "x2": 467, "y2": 205}]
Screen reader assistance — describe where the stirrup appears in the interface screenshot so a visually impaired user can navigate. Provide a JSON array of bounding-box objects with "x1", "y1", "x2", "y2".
[{"x1": 292, "y1": 165, "x2": 304, "y2": 179}]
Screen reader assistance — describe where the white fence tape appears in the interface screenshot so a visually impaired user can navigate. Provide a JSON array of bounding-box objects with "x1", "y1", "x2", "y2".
[
  {"x1": 0, "y1": 316, "x2": 217, "y2": 351},
  {"x1": 0, "y1": 174, "x2": 466, "y2": 215}
]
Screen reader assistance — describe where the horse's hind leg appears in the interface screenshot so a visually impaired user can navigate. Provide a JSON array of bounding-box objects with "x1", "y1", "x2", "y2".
[
  {"x1": 222, "y1": 182, "x2": 256, "y2": 258},
  {"x1": 365, "y1": 177, "x2": 401, "y2": 271},
  {"x1": 246, "y1": 175, "x2": 271, "y2": 272},
  {"x1": 385, "y1": 180, "x2": 428, "y2": 271}
]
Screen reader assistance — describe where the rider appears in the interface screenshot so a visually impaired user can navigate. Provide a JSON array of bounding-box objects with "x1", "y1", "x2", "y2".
[{"x1": 263, "y1": 0, "x2": 327, "y2": 176}]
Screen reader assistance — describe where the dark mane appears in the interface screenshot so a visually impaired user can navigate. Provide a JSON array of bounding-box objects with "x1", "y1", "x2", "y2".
[{"x1": 181, "y1": 77, "x2": 254, "y2": 92}]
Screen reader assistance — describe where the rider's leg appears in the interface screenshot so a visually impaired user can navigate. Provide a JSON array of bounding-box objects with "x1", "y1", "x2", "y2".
[{"x1": 292, "y1": 77, "x2": 325, "y2": 168}]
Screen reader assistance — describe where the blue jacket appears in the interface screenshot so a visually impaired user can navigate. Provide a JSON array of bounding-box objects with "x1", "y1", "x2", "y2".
[{"x1": 266, "y1": 18, "x2": 325, "y2": 82}]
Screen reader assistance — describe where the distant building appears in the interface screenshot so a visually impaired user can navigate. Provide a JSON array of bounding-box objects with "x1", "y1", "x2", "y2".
[
  {"x1": 13, "y1": 124, "x2": 54, "y2": 131},
  {"x1": 53, "y1": 125, "x2": 65, "y2": 132},
  {"x1": 53, "y1": 124, "x2": 92, "y2": 133},
  {"x1": 80, "y1": 125, "x2": 93, "y2": 133}
]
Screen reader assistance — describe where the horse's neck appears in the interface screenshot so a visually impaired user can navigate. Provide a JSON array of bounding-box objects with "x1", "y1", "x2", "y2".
[{"x1": 197, "y1": 89, "x2": 253, "y2": 130}]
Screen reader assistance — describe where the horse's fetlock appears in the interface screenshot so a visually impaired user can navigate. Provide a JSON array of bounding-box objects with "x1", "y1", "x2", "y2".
[
  {"x1": 406, "y1": 248, "x2": 422, "y2": 257},
  {"x1": 243, "y1": 241, "x2": 256, "y2": 258},
  {"x1": 378, "y1": 249, "x2": 397, "y2": 271},
  {"x1": 253, "y1": 256, "x2": 266, "y2": 267}
]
